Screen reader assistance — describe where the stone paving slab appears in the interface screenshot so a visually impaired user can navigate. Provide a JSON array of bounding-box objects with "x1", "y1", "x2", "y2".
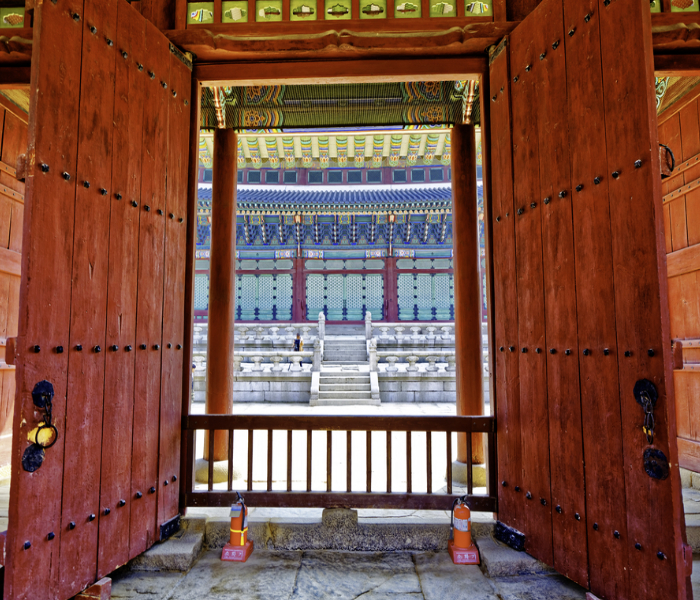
[
  {"x1": 290, "y1": 551, "x2": 422, "y2": 599},
  {"x1": 413, "y1": 552, "x2": 499, "y2": 600},
  {"x1": 490, "y1": 574, "x2": 587, "y2": 600},
  {"x1": 170, "y1": 550, "x2": 303, "y2": 600},
  {"x1": 111, "y1": 570, "x2": 185, "y2": 599}
]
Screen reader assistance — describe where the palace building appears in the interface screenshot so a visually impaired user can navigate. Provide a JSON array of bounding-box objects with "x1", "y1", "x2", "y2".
[{"x1": 194, "y1": 127, "x2": 487, "y2": 322}]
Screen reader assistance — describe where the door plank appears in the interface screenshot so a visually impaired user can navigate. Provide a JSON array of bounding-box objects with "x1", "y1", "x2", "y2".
[
  {"x1": 58, "y1": 1, "x2": 119, "y2": 596},
  {"x1": 489, "y1": 44, "x2": 525, "y2": 532},
  {"x1": 563, "y1": 0, "x2": 630, "y2": 597},
  {"x1": 599, "y1": 0, "x2": 687, "y2": 597},
  {"x1": 5, "y1": 1, "x2": 85, "y2": 598},
  {"x1": 97, "y1": 1, "x2": 146, "y2": 578},
  {"x1": 129, "y1": 18, "x2": 170, "y2": 558},
  {"x1": 158, "y1": 50, "x2": 191, "y2": 529},
  {"x1": 534, "y1": 0, "x2": 587, "y2": 584},
  {"x1": 509, "y1": 20, "x2": 554, "y2": 566}
]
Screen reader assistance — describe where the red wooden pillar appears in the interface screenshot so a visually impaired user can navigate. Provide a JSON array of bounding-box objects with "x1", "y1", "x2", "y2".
[
  {"x1": 293, "y1": 256, "x2": 305, "y2": 322},
  {"x1": 204, "y1": 129, "x2": 237, "y2": 461},
  {"x1": 451, "y1": 124, "x2": 484, "y2": 466},
  {"x1": 385, "y1": 255, "x2": 398, "y2": 321}
]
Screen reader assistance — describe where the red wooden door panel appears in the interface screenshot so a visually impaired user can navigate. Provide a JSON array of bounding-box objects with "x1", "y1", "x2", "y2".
[
  {"x1": 58, "y1": 0, "x2": 119, "y2": 595},
  {"x1": 129, "y1": 17, "x2": 170, "y2": 558},
  {"x1": 509, "y1": 21, "x2": 554, "y2": 567},
  {"x1": 6, "y1": 1, "x2": 85, "y2": 597},
  {"x1": 5, "y1": 1, "x2": 193, "y2": 598},
  {"x1": 97, "y1": 1, "x2": 147, "y2": 579},
  {"x1": 490, "y1": 43, "x2": 525, "y2": 534},
  {"x1": 563, "y1": 0, "x2": 629, "y2": 596},
  {"x1": 491, "y1": 0, "x2": 689, "y2": 598}
]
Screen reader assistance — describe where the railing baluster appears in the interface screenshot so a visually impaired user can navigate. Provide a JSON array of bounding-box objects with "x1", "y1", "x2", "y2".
[
  {"x1": 446, "y1": 431, "x2": 452, "y2": 495},
  {"x1": 426, "y1": 431, "x2": 432, "y2": 494},
  {"x1": 406, "y1": 431, "x2": 412, "y2": 493},
  {"x1": 466, "y1": 431, "x2": 473, "y2": 495},
  {"x1": 287, "y1": 430, "x2": 293, "y2": 492},
  {"x1": 247, "y1": 429, "x2": 253, "y2": 492},
  {"x1": 306, "y1": 429, "x2": 312, "y2": 492},
  {"x1": 366, "y1": 431, "x2": 372, "y2": 493},
  {"x1": 327, "y1": 431, "x2": 332, "y2": 492},
  {"x1": 346, "y1": 431, "x2": 352, "y2": 492},
  {"x1": 228, "y1": 429, "x2": 234, "y2": 491},
  {"x1": 267, "y1": 429, "x2": 273, "y2": 492},
  {"x1": 208, "y1": 429, "x2": 215, "y2": 492},
  {"x1": 386, "y1": 431, "x2": 392, "y2": 493}
]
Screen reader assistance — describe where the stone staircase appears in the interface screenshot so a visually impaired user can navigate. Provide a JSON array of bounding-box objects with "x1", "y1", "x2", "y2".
[{"x1": 310, "y1": 335, "x2": 380, "y2": 406}]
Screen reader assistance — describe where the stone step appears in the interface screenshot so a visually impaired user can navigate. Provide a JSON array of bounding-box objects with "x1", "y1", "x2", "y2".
[
  {"x1": 324, "y1": 356, "x2": 367, "y2": 362},
  {"x1": 320, "y1": 376, "x2": 371, "y2": 385},
  {"x1": 319, "y1": 383, "x2": 372, "y2": 392},
  {"x1": 322, "y1": 361, "x2": 369, "y2": 365},
  {"x1": 312, "y1": 397, "x2": 381, "y2": 406},
  {"x1": 319, "y1": 390, "x2": 372, "y2": 400}
]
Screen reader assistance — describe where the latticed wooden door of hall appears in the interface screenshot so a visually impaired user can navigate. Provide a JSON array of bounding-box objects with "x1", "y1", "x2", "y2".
[
  {"x1": 306, "y1": 273, "x2": 384, "y2": 320},
  {"x1": 5, "y1": 1, "x2": 192, "y2": 599}
]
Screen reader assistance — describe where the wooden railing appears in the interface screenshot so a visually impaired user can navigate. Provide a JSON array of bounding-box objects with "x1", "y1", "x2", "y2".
[{"x1": 182, "y1": 414, "x2": 497, "y2": 511}]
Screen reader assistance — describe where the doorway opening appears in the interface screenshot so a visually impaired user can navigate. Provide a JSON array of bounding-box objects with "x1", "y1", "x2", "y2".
[{"x1": 183, "y1": 75, "x2": 497, "y2": 517}]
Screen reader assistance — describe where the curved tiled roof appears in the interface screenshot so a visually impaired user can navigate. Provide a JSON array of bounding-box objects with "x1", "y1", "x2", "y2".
[{"x1": 198, "y1": 185, "x2": 457, "y2": 212}]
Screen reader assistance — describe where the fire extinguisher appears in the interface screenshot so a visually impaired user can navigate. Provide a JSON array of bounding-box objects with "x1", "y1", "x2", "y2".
[
  {"x1": 229, "y1": 492, "x2": 249, "y2": 547},
  {"x1": 450, "y1": 496, "x2": 473, "y2": 550}
]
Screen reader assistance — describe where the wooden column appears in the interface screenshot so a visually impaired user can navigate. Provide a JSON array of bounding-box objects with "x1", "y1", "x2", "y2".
[
  {"x1": 204, "y1": 129, "x2": 237, "y2": 461},
  {"x1": 451, "y1": 124, "x2": 484, "y2": 465},
  {"x1": 385, "y1": 256, "x2": 398, "y2": 322},
  {"x1": 293, "y1": 256, "x2": 305, "y2": 322}
]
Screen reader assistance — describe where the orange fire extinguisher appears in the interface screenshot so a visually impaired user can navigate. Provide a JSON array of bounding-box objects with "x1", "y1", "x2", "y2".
[
  {"x1": 448, "y1": 496, "x2": 480, "y2": 565},
  {"x1": 229, "y1": 492, "x2": 248, "y2": 547},
  {"x1": 450, "y1": 496, "x2": 472, "y2": 549},
  {"x1": 221, "y1": 491, "x2": 254, "y2": 562}
]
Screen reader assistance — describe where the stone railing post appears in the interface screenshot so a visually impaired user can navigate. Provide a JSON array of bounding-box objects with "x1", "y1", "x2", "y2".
[
  {"x1": 271, "y1": 355, "x2": 284, "y2": 372},
  {"x1": 406, "y1": 355, "x2": 419, "y2": 372},
  {"x1": 446, "y1": 354, "x2": 457, "y2": 372},
  {"x1": 238, "y1": 326, "x2": 249, "y2": 344},
  {"x1": 313, "y1": 339, "x2": 323, "y2": 372},
  {"x1": 368, "y1": 338, "x2": 378, "y2": 372},
  {"x1": 410, "y1": 326, "x2": 422, "y2": 343},
  {"x1": 255, "y1": 326, "x2": 265, "y2": 342},
  {"x1": 269, "y1": 326, "x2": 279, "y2": 342},
  {"x1": 394, "y1": 326, "x2": 405, "y2": 343},
  {"x1": 385, "y1": 356, "x2": 399, "y2": 372},
  {"x1": 365, "y1": 311, "x2": 372, "y2": 340},
  {"x1": 426, "y1": 356, "x2": 439, "y2": 372},
  {"x1": 318, "y1": 312, "x2": 325, "y2": 340},
  {"x1": 290, "y1": 355, "x2": 303, "y2": 372},
  {"x1": 252, "y1": 355, "x2": 264, "y2": 371},
  {"x1": 233, "y1": 355, "x2": 243, "y2": 372}
]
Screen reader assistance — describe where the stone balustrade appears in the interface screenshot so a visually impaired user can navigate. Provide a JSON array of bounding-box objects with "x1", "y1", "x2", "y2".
[{"x1": 192, "y1": 322, "x2": 321, "y2": 351}]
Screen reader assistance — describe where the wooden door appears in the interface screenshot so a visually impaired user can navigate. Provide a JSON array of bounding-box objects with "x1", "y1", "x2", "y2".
[
  {"x1": 5, "y1": 1, "x2": 192, "y2": 599},
  {"x1": 658, "y1": 98, "x2": 700, "y2": 476},
  {"x1": 490, "y1": 0, "x2": 690, "y2": 598}
]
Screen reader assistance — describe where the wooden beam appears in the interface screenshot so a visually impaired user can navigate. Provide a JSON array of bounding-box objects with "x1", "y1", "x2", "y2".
[
  {"x1": 0, "y1": 66, "x2": 29, "y2": 88},
  {"x1": 667, "y1": 244, "x2": 700, "y2": 278},
  {"x1": 194, "y1": 57, "x2": 487, "y2": 87},
  {"x1": 0, "y1": 246, "x2": 20, "y2": 276},
  {"x1": 655, "y1": 54, "x2": 700, "y2": 78}
]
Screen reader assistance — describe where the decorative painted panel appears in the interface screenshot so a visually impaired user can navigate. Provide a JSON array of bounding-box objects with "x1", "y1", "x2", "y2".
[
  {"x1": 306, "y1": 274, "x2": 384, "y2": 320},
  {"x1": 397, "y1": 273, "x2": 454, "y2": 320}
]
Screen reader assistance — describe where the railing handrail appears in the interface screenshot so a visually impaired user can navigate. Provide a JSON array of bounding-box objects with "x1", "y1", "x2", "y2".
[{"x1": 183, "y1": 414, "x2": 494, "y2": 433}]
